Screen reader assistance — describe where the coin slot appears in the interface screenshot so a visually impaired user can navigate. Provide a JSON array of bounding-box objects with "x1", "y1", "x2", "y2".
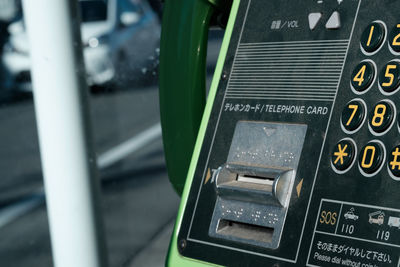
[{"x1": 217, "y1": 219, "x2": 274, "y2": 244}]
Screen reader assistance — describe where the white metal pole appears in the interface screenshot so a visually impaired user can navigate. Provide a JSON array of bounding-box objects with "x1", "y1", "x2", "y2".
[{"x1": 22, "y1": 1, "x2": 108, "y2": 267}]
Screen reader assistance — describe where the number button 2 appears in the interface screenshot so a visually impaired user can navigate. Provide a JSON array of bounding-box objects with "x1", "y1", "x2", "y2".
[
  {"x1": 351, "y1": 61, "x2": 375, "y2": 93},
  {"x1": 379, "y1": 61, "x2": 400, "y2": 94},
  {"x1": 389, "y1": 24, "x2": 400, "y2": 54}
]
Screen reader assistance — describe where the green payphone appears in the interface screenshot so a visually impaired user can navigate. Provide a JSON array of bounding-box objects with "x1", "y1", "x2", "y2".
[{"x1": 160, "y1": 0, "x2": 400, "y2": 266}]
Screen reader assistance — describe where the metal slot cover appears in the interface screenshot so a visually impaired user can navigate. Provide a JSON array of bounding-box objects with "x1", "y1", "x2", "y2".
[{"x1": 217, "y1": 219, "x2": 274, "y2": 244}]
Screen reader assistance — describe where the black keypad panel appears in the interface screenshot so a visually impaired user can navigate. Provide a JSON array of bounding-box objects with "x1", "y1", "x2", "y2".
[
  {"x1": 331, "y1": 139, "x2": 355, "y2": 172},
  {"x1": 350, "y1": 61, "x2": 375, "y2": 92},
  {"x1": 360, "y1": 21, "x2": 386, "y2": 53},
  {"x1": 358, "y1": 141, "x2": 384, "y2": 175},
  {"x1": 378, "y1": 61, "x2": 400, "y2": 93},
  {"x1": 341, "y1": 99, "x2": 365, "y2": 132}
]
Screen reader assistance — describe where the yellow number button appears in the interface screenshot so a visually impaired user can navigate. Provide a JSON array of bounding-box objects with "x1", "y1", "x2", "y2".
[
  {"x1": 351, "y1": 61, "x2": 375, "y2": 92},
  {"x1": 361, "y1": 22, "x2": 386, "y2": 54},
  {"x1": 389, "y1": 24, "x2": 400, "y2": 54},
  {"x1": 368, "y1": 101, "x2": 394, "y2": 134},
  {"x1": 359, "y1": 142, "x2": 384, "y2": 175},
  {"x1": 379, "y1": 61, "x2": 400, "y2": 93},
  {"x1": 341, "y1": 100, "x2": 365, "y2": 132}
]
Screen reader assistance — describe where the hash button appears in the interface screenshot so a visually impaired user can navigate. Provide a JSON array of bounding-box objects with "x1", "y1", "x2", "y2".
[{"x1": 388, "y1": 145, "x2": 400, "y2": 178}]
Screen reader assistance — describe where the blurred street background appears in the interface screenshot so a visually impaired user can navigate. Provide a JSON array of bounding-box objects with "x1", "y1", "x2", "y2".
[{"x1": 0, "y1": 0, "x2": 223, "y2": 266}]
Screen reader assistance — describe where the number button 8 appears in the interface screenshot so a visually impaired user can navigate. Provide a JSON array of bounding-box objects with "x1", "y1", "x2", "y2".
[{"x1": 368, "y1": 101, "x2": 395, "y2": 134}]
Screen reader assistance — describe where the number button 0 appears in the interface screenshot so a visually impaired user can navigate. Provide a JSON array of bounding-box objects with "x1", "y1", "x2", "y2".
[
  {"x1": 368, "y1": 101, "x2": 395, "y2": 134},
  {"x1": 359, "y1": 141, "x2": 385, "y2": 175},
  {"x1": 389, "y1": 24, "x2": 400, "y2": 54},
  {"x1": 379, "y1": 61, "x2": 400, "y2": 94},
  {"x1": 341, "y1": 100, "x2": 365, "y2": 133},
  {"x1": 361, "y1": 21, "x2": 386, "y2": 54},
  {"x1": 351, "y1": 61, "x2": 375, "y2": 93}
]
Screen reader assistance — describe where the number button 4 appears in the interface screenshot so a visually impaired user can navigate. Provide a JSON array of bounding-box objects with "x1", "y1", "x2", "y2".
[{"x1": 351, "y1": 61, "x2": 375, "y2": 93}]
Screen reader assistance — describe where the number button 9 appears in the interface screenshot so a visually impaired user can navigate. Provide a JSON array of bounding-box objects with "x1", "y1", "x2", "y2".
[
  {"x1": 341, "y1": 100, "x2": 365, "y2": 133},
  {"x1": 379, "y1": 61, "x2": 400, "y2": 94},
  {"x1": 368, "y1": 101, "x2": 395, "y2": 134},
  {"x1": 351, "y1": 61, "x2": 375, "y2": 93}
]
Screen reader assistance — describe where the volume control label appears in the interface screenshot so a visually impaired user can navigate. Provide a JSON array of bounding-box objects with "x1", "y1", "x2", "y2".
[{"x1": 307, "y1": 199, "x2": 400, "y2": 266}]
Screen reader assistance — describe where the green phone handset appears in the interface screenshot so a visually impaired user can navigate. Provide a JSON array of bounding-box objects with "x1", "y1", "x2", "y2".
[{"x1": 159, "y1": 0, "x2": 227, "y2": 195}]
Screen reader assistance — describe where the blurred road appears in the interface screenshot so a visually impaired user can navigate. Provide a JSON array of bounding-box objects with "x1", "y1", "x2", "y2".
[
  {"x1": 0, "y1": 86, "x2": 180, "y2": 267},
  {"x1": 0, "y1": 30, "x2": 223, "y2": 267}
]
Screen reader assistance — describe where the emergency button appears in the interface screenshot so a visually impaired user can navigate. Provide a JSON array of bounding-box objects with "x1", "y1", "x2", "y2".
[
  {"x1": 331, "y1": 139, "x2": 355, "y2": 172},
  {"x1": 359, "y1": 142, "x2": 384, "y2": 175}
]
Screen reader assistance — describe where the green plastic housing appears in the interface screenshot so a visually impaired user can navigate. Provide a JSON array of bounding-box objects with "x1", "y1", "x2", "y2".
[{"x1": 165, "y1": 0, "x2": 240, "y2": 266}]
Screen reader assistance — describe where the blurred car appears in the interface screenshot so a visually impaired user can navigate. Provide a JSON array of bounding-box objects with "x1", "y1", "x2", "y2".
[{"x1": 1, "y1": 0, "x2": 160, "y2": 92}]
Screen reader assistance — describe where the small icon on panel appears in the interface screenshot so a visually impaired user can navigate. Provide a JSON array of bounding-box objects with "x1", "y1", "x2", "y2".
[
  {"x1": 369, "y1": 211, "x2": 385, "y2": 225},
  {"x1": 271, "y1": 20, "x2": 281, "y2": 30},
  {"x1": 317, "y1": 0, "x2": 323, "y2": 4},
  {"x1": 344, "y1": 207, "x2": 359, "y2": 221},
  {"x1": 388, "y1": 216, "x2": 400, "y2": 228}
]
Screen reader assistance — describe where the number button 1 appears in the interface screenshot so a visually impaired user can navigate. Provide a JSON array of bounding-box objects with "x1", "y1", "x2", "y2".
[
  {"x1": 379, "y1": 61, "x2": 400, "y2": 94},
  {"x1": 341, "y1": 100, "x2": 365, "y2": 133},
  {"x1": 351, "y1": 61, "x2": 375, "y2": 93},
  {"x1": 368, "y1": 101, "x2": 394, "y2": 134},
  {"x1": 361, "y1": 22, "x2": 386, "y2": 54}
]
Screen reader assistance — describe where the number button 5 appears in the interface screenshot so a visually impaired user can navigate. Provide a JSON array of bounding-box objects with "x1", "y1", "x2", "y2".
[{"x1": 379, "y1": 61, "x2": 400, "y2": 94}]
